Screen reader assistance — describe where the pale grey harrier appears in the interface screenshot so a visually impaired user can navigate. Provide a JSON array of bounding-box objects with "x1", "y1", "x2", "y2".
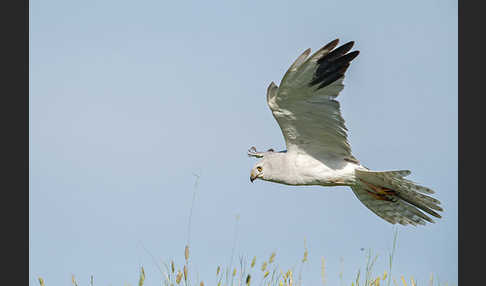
[{"x1": 248, "y1": 39, "x2": 442, "y2": 226}]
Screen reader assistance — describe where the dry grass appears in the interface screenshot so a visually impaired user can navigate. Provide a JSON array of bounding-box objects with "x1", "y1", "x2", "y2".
[
  {"x1": 37, "y1": 240, "x2": 452, "y2": 286},
  {"x1": 36, "y1": 179, "x2": 453, "y2": 286}
]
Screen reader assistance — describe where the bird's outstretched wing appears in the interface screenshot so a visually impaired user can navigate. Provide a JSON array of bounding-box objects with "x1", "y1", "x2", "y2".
[{"x1": 266, "y1": 39, "x2": 359, "y2": 164}]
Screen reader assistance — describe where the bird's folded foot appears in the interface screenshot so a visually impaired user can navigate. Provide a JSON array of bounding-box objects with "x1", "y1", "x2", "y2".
[{"x1": 248, "y1": 146, "x2": 274, "y2": 158}]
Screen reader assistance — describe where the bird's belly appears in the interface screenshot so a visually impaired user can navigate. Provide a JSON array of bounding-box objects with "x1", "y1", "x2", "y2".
[
  {"x1": 293, "y1": 160, "x2": 356, "y2": 186},
  {"x1": 298, "y1": 168, "x2": 342, "y2": 186}
]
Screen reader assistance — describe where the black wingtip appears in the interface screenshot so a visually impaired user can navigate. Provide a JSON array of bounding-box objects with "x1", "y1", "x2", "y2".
[
  {"x1": 322, "y1": 39, "x2": 340, "y2": 52},
  {"x1": 344, "y1": 50, "x2": 360, "y2": 62},
  {"x1": 341, "y1": 41, "x2": 354, "y2": 50},
  {"x1": 330, "y1": 38, "x2": 340, "y2": 45},
  {"x1": 309, "y1": 40, "x2": 359, "y2": 89},
  {"x1": 320, "y1": 41, "x2": 355, "y2": 62}
]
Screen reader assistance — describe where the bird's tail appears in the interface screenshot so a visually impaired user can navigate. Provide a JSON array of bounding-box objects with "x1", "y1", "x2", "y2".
[{"x1": 351, "y1": 169, "x2": 443, "y2": 226}]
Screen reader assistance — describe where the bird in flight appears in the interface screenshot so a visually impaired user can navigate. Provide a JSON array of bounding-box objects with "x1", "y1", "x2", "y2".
[{"x1": 248, "y1": 39, "x2": 442, "y2": 226}]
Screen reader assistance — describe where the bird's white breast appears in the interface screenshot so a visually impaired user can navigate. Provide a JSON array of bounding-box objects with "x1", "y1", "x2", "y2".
[{"x1": 283, "y1": 152, "x2": 358, "y2": 186}]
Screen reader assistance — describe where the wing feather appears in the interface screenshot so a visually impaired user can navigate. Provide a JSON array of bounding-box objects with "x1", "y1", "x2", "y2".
[{"x1": 267, "y1": 39, "x2": 359, "y2": 164}]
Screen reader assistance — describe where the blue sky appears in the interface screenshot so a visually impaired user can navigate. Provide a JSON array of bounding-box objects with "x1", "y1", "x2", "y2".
[{"x1": 30, "y1": 0, "x2": 457, "y2": 285}]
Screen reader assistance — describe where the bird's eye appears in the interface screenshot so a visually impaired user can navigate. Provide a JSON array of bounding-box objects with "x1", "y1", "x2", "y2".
[{"x1": 257, "y1": 166, "x2": 263, "y2": 172}]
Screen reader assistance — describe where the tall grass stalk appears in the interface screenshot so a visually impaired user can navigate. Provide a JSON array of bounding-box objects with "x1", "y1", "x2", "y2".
[
  {"x1": 187, "y1": 173, "x2": 200, "y2": 246},
  {"x1": 139, "y1": 241, "x2": 165, "y2": 277},
  {"x1": 297, "y1": 239, "x2": 308, "y2": 286},
  {"x1": 183, "y1": 173, "x2": 200, "y2": 286},
  {"x1": 228, "y1": 214, "x2": 240, "y2": 286},
  {"x1": 364, "y1": 249, "x2": 378, "y2": 286},
  {"x1": 339, "y1": 257, "x2": 344, "y2": 286},
  {"x1": 320, "y1": 257, "x2": 326, "y2": 286},
  {"x1": 387, "y1": 229, "x2": 398, "y2": 286}
]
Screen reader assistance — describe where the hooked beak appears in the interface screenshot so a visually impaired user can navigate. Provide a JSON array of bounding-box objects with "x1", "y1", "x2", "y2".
[{"x1": 250, "y1": 170, "x2": 257, "y2": 183}]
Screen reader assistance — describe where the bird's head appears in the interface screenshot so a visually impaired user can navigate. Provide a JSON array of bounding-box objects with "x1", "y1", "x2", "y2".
[
  {"x1": 250, "y1": 161, "x2": 265, "y2": 183},
  {"x1": 248, "y1": 146, "x2": 281, "y2": 183}
]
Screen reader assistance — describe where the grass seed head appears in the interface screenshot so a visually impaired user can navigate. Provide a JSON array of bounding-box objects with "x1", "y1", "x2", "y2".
[
  {"x1": 183, "y1": 265, "x2": 188, "y2": 281},
  {"x1": 72, "y1": 274, "x2": 78, "y2": 286},
  {"x1": 176, "y1": 271, "x2": 182, "y2": 284},
  {"x1": 261, "y1": 261, "x2": 268, "y2": 272},
  {"x1": 216, "y1": 265, "x2": 221, "y2": 275},
  {"x1": 139, "y1": 266, "x2": 145, "y2": 286},
  {"x1": 269, "y1": 252, "x2": 276, "y2": 264},
  {"x1": 264, "y1": 271, "x2": 269, "y2": 279},
  {"x1": 185, "y1": 245, "x2": 189, "y2": 261},
  {"x1": 302, "y1": 238, "x2": 308, "y2": 263},
  {"x1": 200, "y1": 281, "x2": 204, "y2": 286},
  {"x1": 232, "y1": 268, "x2": 237, "y2": 277},
  {"x1": 251, "y1": 256, "x2": 256, "y2": 268},
  {"x1": 38, "y1": 277, "x2": 45, "y2": 286},
  {"x1": 302, "y1": 247, "x2": 308, "y2": 263},
  {"x1": 246, "y1": 274, "x2": 251, "y2": 285},
  {"x1": 171, "y1": 261, "x2": 175, "y2": 273}
]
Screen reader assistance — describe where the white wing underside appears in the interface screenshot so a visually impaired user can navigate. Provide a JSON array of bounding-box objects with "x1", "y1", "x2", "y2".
[{"x1": 266, "y1": 40, "x2": 359, "y2": 166}]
